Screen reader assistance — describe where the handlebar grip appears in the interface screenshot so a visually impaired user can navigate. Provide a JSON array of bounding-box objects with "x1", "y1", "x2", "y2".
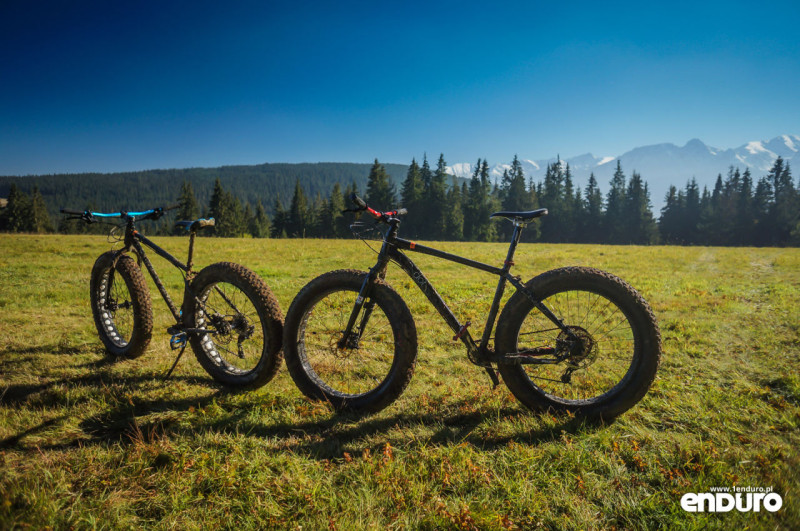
[
  {"x1": 396, "y1": 208, "x2": 408, "y2": 216},
  {"x1": 164, "y1": 203, "x2": 182, "y2": 211},
  {"x1": 350, "y1": 193, "x2": 367, "y2": 209},
  {"x1": 60, "y1": 208, "x2": 85, "y2": 215}
]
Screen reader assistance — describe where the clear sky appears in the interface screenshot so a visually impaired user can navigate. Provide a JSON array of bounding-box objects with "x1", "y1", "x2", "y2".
[{"x1": 1, "y1": 0, "x2": 798, "y2": 175}]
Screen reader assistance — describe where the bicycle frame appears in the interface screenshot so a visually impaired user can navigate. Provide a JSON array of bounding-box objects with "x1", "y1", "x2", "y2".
[
  {"x1": 118, "y1": 217, "x2": 197, "y2": 324},
  {"x1": 346, "y1": 218, "x2": 575, "y2": 367}
]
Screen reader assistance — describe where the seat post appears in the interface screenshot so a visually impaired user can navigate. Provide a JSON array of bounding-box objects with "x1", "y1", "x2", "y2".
[
  {"x1": 503, "y1": 221, "x2": 524, "y2": 271},
  {"x1": 186, "y1": 230, "x2": 197, "y2": 273}
]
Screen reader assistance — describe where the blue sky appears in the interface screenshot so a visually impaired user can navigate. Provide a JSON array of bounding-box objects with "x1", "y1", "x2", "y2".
[{"x1": 1, "y1": 0, "x2": 798, "y2": 175}]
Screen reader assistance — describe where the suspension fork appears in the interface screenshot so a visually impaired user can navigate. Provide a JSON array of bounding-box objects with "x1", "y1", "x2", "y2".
[{"x1": 338, "y1": 242, "x2": 391, "y2": 348}]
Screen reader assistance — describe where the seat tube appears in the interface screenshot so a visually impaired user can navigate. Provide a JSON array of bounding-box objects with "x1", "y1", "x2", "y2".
[{"x1": 479, "y1": 223, "x2": 524, "y2": 350}]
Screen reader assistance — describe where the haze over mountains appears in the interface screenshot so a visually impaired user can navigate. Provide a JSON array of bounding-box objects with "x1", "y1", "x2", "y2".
[{"x1": 448, "y1": 135, "x2": 800, "y2": 211}]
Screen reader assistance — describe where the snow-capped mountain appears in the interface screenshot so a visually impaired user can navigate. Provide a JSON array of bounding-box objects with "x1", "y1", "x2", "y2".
[{"x1": 447, "y1": 135, "x2": 800, "y2": 211}]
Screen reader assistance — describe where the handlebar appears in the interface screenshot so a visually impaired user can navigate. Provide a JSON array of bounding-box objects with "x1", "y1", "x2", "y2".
[
  {"x1": 60, "y1": 203, "x2": 181, "y2": 223},
  {"x1": 348, "y1": 194, "x2": 407, "y2": 221}
]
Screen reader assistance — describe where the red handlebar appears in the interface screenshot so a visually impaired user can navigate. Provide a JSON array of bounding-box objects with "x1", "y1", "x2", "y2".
[{"x1": 350, "y1": 194, "x2": 407, "y2": 220}]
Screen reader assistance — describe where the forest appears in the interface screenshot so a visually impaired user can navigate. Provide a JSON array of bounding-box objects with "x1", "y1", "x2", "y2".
[{"x1": 1, "y1": 155, "x2": 798, "y2": 246}]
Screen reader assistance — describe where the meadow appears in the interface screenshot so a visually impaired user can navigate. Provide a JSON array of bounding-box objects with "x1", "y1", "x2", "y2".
[{"x1": 1, "y1": 234, "x2": 798, "y2": 529}]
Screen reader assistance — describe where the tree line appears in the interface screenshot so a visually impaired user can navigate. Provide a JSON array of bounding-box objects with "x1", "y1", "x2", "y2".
[{"x1": 2, "y1": 155, "x2": 798, "y2": 246}]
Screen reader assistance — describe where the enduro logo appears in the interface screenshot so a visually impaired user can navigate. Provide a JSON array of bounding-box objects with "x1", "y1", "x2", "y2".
[{"x1": 681, "y1": 486, "x2": 783, "y2": 513}]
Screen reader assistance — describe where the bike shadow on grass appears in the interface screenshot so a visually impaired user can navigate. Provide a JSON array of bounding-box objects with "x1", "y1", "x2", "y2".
[{"x1": 201, "y1": 401, "x2": 608, "y2": 459}]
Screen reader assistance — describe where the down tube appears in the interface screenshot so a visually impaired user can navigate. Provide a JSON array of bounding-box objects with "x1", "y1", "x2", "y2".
[{"x1": 387, "y1": 247, "x2": 465, "y2": 336}]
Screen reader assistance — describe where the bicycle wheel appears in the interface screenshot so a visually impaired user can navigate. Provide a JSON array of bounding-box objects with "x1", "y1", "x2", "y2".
[
  {"x1": 185, "y1": 262, "x2": 283, "y2": 388},
  {"x1": 496, "y1": 267, "x2": 661, "y2": 420},
  {"x1": 90, "y1": 251, "x2": 153, "y2": 358},
  {"x1": 283, "y1": 269, "x2": 417, "y2": 413}
]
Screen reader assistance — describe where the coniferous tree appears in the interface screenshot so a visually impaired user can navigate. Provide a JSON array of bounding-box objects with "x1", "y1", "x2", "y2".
[
  {"x1": 400, "y1": 158, "x2": 424, "y2": 238},
  {"x1": 625, "y1": 172, "x2": 658, "y2": 244},
  {"x1": 271, "y1": 198, "x2": 289, "y2": 238},
  {"x1": 317, "y1": 182, "x2": 345, "y2": 238},
  {"x1": 466, "y1": 159, "x2": 498, "y2": 242},
  {"x1": 30, "y1": 185, "x2": 53, "y2": 233},
  {"x1": 767, "y1": 157, "x2": 797, "y2": 244},
  {"x1": 682, "y1": 178, "x2": 702, "y2": 244},
  {"x1": 288, "y1": 179, "x2": 310, "y2": 238},
  {"x1": 365, "y1": 159, "x2": 396, "y2": 210},
  {"x1": 3, "y1": 184, "x2": 32, "y2": 232},
  {"x1": 736, "y1": 169, "x2": 754, "y2": 245},
  {"x1": 249, "y1": 200, "x2": 270, "y2": 238},
  {"x1": 443, "y1": 176, "x2": 464, "y2": 241},
  {"x1": 604, "y1": 161, "x2": 627, "y2": 243},
  {"x1": 423, "y1": 154, "x2": 449, "y2": 240},
  {"x1": 582, "y1": 173, "x2": 604, "y2": 242},
  {"x1": 659, "y1": 186, "x2": 682, "y2": 244},
  {"x1": 464, "y1": 159, "x2": 483, "y2": 241},
  {"x1": 208, "y1": 179, "x2": 231, "y2": 236},
  {"x1": 561, "y1": 164, "x2": 577, "y2": 241},
  {"x1": 539, "y1": 159, "x2": 565, "y2": 242},
  {"x1": 752, "y1": 176, "x2": 773, "y2": 245},
  {"x1": 175, "y1": 181, "x2": 200, "y2": 234}
]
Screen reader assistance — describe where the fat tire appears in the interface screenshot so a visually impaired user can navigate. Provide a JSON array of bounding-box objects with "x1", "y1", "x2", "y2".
[
  {"x1": 496, "y1": 267, "x2": 661, "y2": 421},
  {"x1": 89, "y1": 251, "x2": 153, "y2": 359},
  {"x1": 283, "y1": 269, "x2": 417, "y2": 413},
  {"x1": 185, "y1": 262, "x2": 283, "y2": 389}
]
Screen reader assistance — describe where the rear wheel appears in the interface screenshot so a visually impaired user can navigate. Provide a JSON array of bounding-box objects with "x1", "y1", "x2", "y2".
[
  {"x1": 496, "y1": 267, "x2": 661, "y2": 420},
  {"x1": 186, "y1": 262, "x2": 283, "y2": 388},
  {"x1": 283, "y1": 269, "x2": 417, "y2": 413},
  {"x1": 90, "y1": 251, "x2": 153, "y2": 358}
]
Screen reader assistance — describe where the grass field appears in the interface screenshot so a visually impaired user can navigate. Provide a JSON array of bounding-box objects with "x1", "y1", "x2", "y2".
[{"x1": 1, "y1": 234, "x2": 798, "y2": 529}]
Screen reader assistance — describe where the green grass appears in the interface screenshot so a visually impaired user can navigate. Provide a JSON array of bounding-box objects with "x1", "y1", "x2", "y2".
[{"x1": 1, "y1": 234, "x2": 798, "y2": 529}]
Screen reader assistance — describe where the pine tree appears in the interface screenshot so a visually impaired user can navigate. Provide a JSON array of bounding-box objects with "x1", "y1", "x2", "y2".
[
  {"x1": 625, "y1": 172, "x2": 657, "y2": 244},
  {"x1": 443, "y1": 176, "x2": 464, "y2": 240},
  {"x1": 735, "y1": 169, "x2": 754, "y2": 245},
  {"x1": 271, "y1": 198, "x2": 289, "y2": 238},
  {"x1": 30, "y1": 185, "x2": 53, "y2": 233},
  {"x1": 752, "y1": 176, "x2": 773, "y2": 245},
  {"x1": 604, "y1": 161, "x2": 627, "y2": 243},
  {"x1": 768, "y1": 157, "x2": 797, "y2": 244},
  {"x1": 539, "y1": 159, "x2": 565, "y2": 242},
  {"x1": 288, "y1": 179, "x2": 310, "y2": 238},
  {"x1": 175, "y1": 181, "x2": 200, "y2": 234},
  {"x1": 423, "y1": 154, "x2": 449, "y2": 240},
  {"x1": 249, "y1": 201, "x2": 270, "y2": 238},
  {"x1": 659, "y1": 186, "x2": 682, "y2": 244},
  {"x1": 318, "y1": 182, "x2": 345, "y2": 238},
  {"x1": 365, "y1": 159, "x2": 396, "y2": 210},
  {"x1": 208, "y1": 179, "x2": 229, "y2": 236},
  {"x1": 464, "y1": 159, "x2": 483, "y2": 241},
  {"x1": 583, "y1": 173, "x2": 604, "y2": 242},
  {"x1": 4, "y1": 184, "x2": 33, "y2": 232},
  {"x1": 400, "y1": 158, "x2": 424, "y2": 238}
]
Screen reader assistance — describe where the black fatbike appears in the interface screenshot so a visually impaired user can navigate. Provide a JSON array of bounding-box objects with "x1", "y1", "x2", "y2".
[
  {"x1": 283, "y1": 195, "x2": 661, "y2": 419},
  {"x1": 61, "y1": 205, "x2": 283, "y2": 389}
]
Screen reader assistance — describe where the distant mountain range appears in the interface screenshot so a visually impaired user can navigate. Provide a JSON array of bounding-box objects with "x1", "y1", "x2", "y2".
[{"x1": 447, "y1": 135, "x2": 800, "y2": 211}]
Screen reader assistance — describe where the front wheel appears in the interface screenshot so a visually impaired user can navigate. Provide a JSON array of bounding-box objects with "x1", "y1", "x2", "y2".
[
  {"x1": 185, "y1": 262, "x2": 283, "y2": 389},
  {"x1": 283, "y1": 269, "x2": 417, "y2": 413},
  {"x1": 495, "y1": 267, "x2": 661, "y2": 421},
  {"x1": 90, "y1": 251, "x2": 153, "y2": 358}
]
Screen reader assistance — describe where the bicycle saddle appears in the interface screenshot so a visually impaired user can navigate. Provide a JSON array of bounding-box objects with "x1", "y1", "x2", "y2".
[
  {"x1": 175, "y1": 218, "x2": 216, "y2": 231},
  {"x1": 490, "y1": 208, "x2": 548, "y2": 222}
]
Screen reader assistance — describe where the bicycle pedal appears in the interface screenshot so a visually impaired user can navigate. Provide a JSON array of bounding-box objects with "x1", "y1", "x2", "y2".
[
  {"x1": 452, "y1": 321, "x2": 471, "y2": 341},
  {"x1": 169, "y1": 332, "x2": 188, "y2": 350}
]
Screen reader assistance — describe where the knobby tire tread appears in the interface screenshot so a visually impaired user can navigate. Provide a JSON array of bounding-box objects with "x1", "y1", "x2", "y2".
[
  {"x1": 186, "y1": 262, "x2": 284, "y2": 389},
  {"x1": 89, "y1": 251, "x2": 153, "y2": 359},
  {"x1": 283, "y1": 269, "x2": 417, "y2": 414},
  {"x1": 496, "y1": 266, "x2": 661, "y2": 421}
]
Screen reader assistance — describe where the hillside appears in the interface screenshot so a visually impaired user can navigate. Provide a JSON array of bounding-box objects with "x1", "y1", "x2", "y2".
[{"x1": 0, "y1": 162, "x2": 409, "y2": 219}]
